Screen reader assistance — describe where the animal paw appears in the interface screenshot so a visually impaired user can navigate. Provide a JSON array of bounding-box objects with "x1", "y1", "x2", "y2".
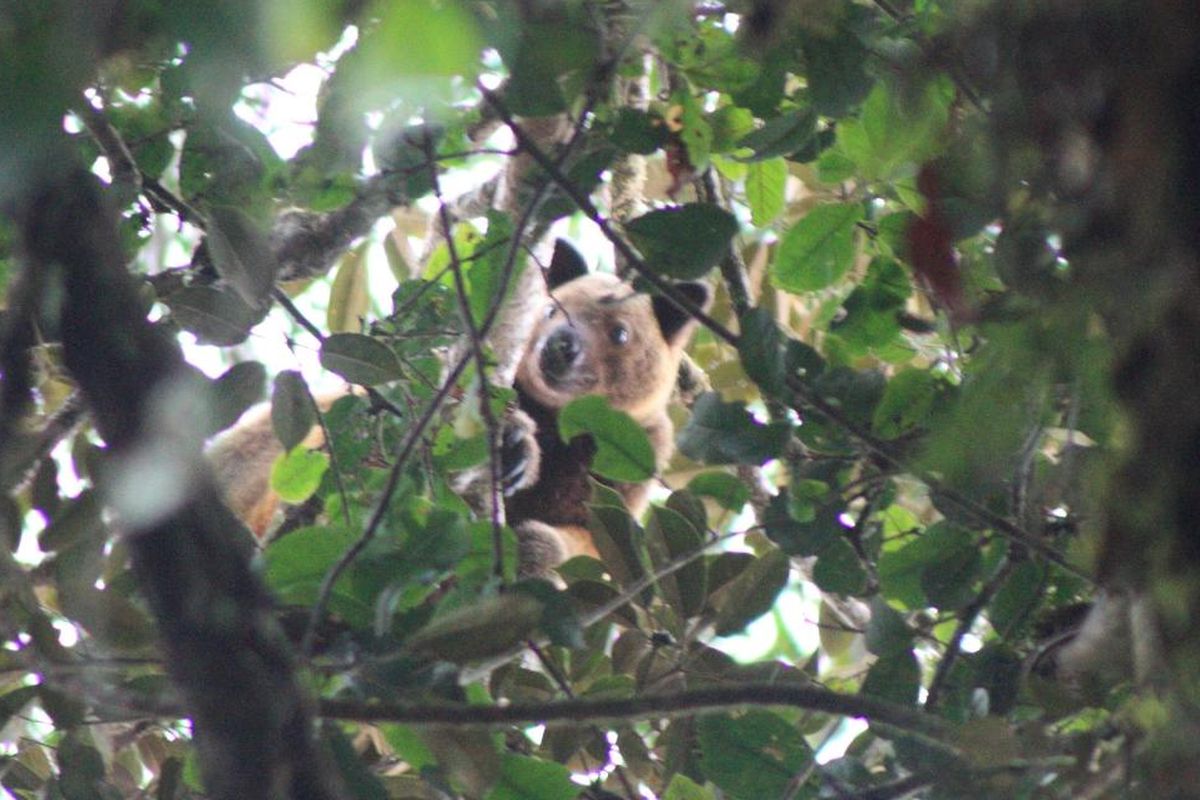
[{"x1": 499, "y1": 408, "x2": 540, "y2": 496}]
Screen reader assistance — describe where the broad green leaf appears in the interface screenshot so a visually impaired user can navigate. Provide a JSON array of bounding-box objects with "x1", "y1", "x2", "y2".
[
  {"x1": 772, "y1": 202, "x2": 860, "y2": 292},
  {"x1": 864, "y1": 597, "x2": 913, "y2": 657},
  {"x1": 745, "y1": 157, "x2": 787, "y2": 227},
  {"x1": 709, "y1": 104, "x2": 755, "y2": 153},
  {"x1": 712, "y1": 547, "x2": 789, "y2": 635},
  {"x1": 677, "y1": 393, "x2": 791, "y2": 465},
  {"x1": 558, "y1": 395, "x2": 656, "y2": 482},
  {"x1": 320, "y1": 333, "x2": 403, "y2": 386},
  {"x1": 359, "y1": 0, "x2": 481, "y2": 79},
  {"x1": 872, "y1": 368, "x2": 939, "y2": 439},
  {"x1": 812, "y1": 537, "x2": 869, "y2": 595},
  {"x1": 646, "y1": 506, "x2": 707, "y2": 618},
  {"x1": 920, "y1": 534, "x2": 983, "y2": 611},
  {"x1": 610, "y1": 108, "x2": 669, "y2": 154},
  {"x1": 686, "y1": 471, "x2": 750, "y2": 512},
  {"x1": 697, "y1": 711, "x2": 813, "y2": 799},
  {"x1": 209, "y1": 361, "x2": 266, "y2": 435},
  {"x1": 467, "y1": 210, "x2": 517, "y2": 327},
  {"x1": 878, "y1": 522, "x2": 975, "y2": 610},
  {"x1": 205, "y1": 206, "x2": 279, "y2": 308},
  {"x1": 988, "y1": 561, "x2": 1046, "y2": 638},
  {"x1": 271, "y1": 370, "x2": 315, "y2": 452},
  {"x1": 327, "y1": 242, "x2": 370, "y2": 334},
  {"x1": 264, "y1": 525, "x2": 371, "y2": 626},
  {"x1": 861, "y1": 649, "x2": 920, "y2": 707},
  {"x1": 625, "y1": 203, "x2": 738, "y2": 280},
  {"x1": 166, "y1": 285, "x2": 264, "y2": 346},
  {"x1": 736, "y1": 107, "x2": 817, "y2": 161},
  {"x1": 764, "y1": 492, "x2": 845, "y2": 556},
  {"x1": 674, "y1": 90, "x2": 712, "y2": 172},
  {"x1": 486, "y1": 754, "x2": 581, "y2": 800},
  {"x1": 737, "y1": 307, "x2": 787, "y2": 395},
  {"x1": 663, "y1": 773, "x2": 715, "y2": 800},
  {"x1": 405, "y1": 593, "x2": 543, "y2": 663},
  {"x1": 501, "y1": 17, "x2": 599, "y2": 116},
  {"x1": 800, "y1": 25, "x2": 874, "y2": 116},
  {"x1": 270, "y1": 445, "x2": 328, "y2": 504}
]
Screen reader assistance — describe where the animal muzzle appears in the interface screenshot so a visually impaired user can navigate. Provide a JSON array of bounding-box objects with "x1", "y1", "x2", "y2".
[{"x1": 539, "y1": 327, "x2": 583, "y2": 384}]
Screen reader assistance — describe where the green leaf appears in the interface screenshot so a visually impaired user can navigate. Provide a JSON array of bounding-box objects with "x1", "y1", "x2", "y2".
[
  {"x1": 736, "y1": 107, "x2": 817, "y2": 161},
  {"x1": 712, "y1": 547, "x2": 789, "y2": 635},
  {"x1": 663, "y1": 774, "x2": 715, "y2": 800},
  {"x1": 800, "y1": 26, "x2": 874, "y2": 117},
  {"x1": 625, "y1": 203, "x2": 738, "y2": 280},
  {"x1": 861, "y1": 649, "x2": 921, "y2": 707},
  {"x1": 697, "y1": 711, "x2": 813, "y2": 799},
  {"x1": 558, "y1": 395, "x2": 656, "y2": 482},
  {"x1": 610, "y1": 108, "x2": 668, "y2": 154},
  {"x1": 486, "y1": 754, "x2": 581, "y2": 800},
  {"x1": 737, "y1": 307, "x2": 787, "y2": 395},
  {"x1": 872, "y1": 368, "x2": 939, "y2": 439},
  {"x1": 772, "y1": 202, "x2": 860, "y2": 292},
  {"x1": 709, "y1": 104, "x2": 756, "y2": 153},
  {"x1": 646, "y1": 506, "x2": 707, "y2": 618},
  {"x1": 270, "y1": 445, "x2": 328, "y2": 504},
  {"x1": 745, "y1": 157, "x2": 787, "y2": 227},
  {"x1": 501, "y1": 16, "x2": 599, "y2": 116},
  {"x1": 763, "y1": 492, "x2": 845, "y2": 557},
  {"x1": 209, "y1": 361, "x2": 266, "y2": 435},
  {"x1": 677, "y1": 393, "x2": 791, "y2": 465},
  {"x1": 467, "y1": 210, "x2": 517, "y2": 327},
  {"x1": 674, "y1": 90, "x2": 713, "y2": 172},
  {"x1": 320, "y1": 333, "x2": 403, "y2": 386},
  {"x1": 878, "y1": 522, "x2": 975, "y2": 610},
  {"x1": 686, "y1": 471, "x2": 750, "y2": 512},
  {"x1": 327, "y1": 242, "x2": 371, "y2": 334},
  {"x1": 988, "y1": 561, "x2": 1045, "y2": 638},
  {"x1": 359, "y1": 0, "x2": 481, "y2": 78},
  {"x1": 920, "y1": 536, "x2": 983, "y2": 611},
  {"x1": 864, "y1": 597, "x2": 913, "y2": 657},
  {"x1": 265, "y1": 525, "x2": 372, "y2": 625},
  {"x1": 205, "y1": 206, "x2": 279, "y2": 309},
  {"x1": 812, "y1": 537, "x2": 869, "y2": 595},
  {"x1": 271, "y1": 370, "x2": 315, "y2": 453},
  {"x1": 166, "y1": 285, "x2": 264, "y2": 346},
  {"x1": 406, "y1": 593, "x2": 543, "y2": 664}
]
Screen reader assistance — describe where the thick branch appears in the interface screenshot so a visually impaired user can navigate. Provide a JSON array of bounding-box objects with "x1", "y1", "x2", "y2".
[{"x1": 11, "y1": 167, "x2": 344, "y2": 800}]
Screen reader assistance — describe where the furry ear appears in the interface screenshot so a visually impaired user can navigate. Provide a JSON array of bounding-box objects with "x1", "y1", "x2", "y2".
[
  {"x1": 653, "y1": 282, "x2": 710, "y2": 344},
  {"x1": 546, "y1": 239, "x2": 589, "y2": 289}
]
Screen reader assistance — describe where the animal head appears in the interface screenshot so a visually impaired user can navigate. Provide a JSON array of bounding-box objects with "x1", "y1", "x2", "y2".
[{"x1": 516, "y1": 239, "x2": 710, "y2": 422}]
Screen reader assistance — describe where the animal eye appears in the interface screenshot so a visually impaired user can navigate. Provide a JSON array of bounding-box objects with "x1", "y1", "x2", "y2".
[
  {"x1": 610, "y1": 325, "x2": 629, "y2": 345},
  {"x1": 545, "y1": 304, "x2": 558, "y2": 319}
]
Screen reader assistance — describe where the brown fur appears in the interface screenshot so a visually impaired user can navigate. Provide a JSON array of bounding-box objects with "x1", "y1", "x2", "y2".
[
  {"x1": 503, "y1": 240, "x2": 709, "y2": 574},
  {"x1": 208, "y1": 242, "x2": 709, "y2": 577},
  {"x1": 206, "y1": 391, "x2": 344, "y2": 538}
]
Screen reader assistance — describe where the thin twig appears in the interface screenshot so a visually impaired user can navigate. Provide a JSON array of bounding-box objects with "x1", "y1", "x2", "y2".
[
  {"x1": 301, "y1": 352, "x2": 472, "y2": 653},
  {"x1": 422, "y1": 132, "x2": 508, "y2": 581},
  {"x1": 924, "y1": 556, "x2": 1016, "y2": 712},
  {"x1": 479, "y1": 86, "x2": 737, "y2": 348}
]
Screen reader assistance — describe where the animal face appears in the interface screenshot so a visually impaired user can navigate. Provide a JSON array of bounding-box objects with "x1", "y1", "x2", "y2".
[{"x1": 514, "y1": 241, "x2": 710, "y2": 423}]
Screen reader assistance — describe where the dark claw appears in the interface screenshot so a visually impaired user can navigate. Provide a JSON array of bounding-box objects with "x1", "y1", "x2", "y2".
[{"x1": 500, "y1": 421, "x2": 530, "y2": 495}]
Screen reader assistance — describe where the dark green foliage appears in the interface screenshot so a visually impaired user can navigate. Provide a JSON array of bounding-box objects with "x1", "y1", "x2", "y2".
[{"x1": 0, "y1": 1, "x2": 1175, "y2": 798}]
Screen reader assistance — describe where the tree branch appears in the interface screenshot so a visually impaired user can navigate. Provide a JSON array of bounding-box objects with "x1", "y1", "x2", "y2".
[
  {"x1": 11, "y1": 166, "x2": 345, "y2": 800},
  {"x1": 316, "y1": 683, "x2": 956, "y2": 751}
]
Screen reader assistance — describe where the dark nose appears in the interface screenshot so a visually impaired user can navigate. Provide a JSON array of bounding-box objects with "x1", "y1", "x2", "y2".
[{"x1": 540, "y1": 327, "x2": 581, "y2": 379}]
